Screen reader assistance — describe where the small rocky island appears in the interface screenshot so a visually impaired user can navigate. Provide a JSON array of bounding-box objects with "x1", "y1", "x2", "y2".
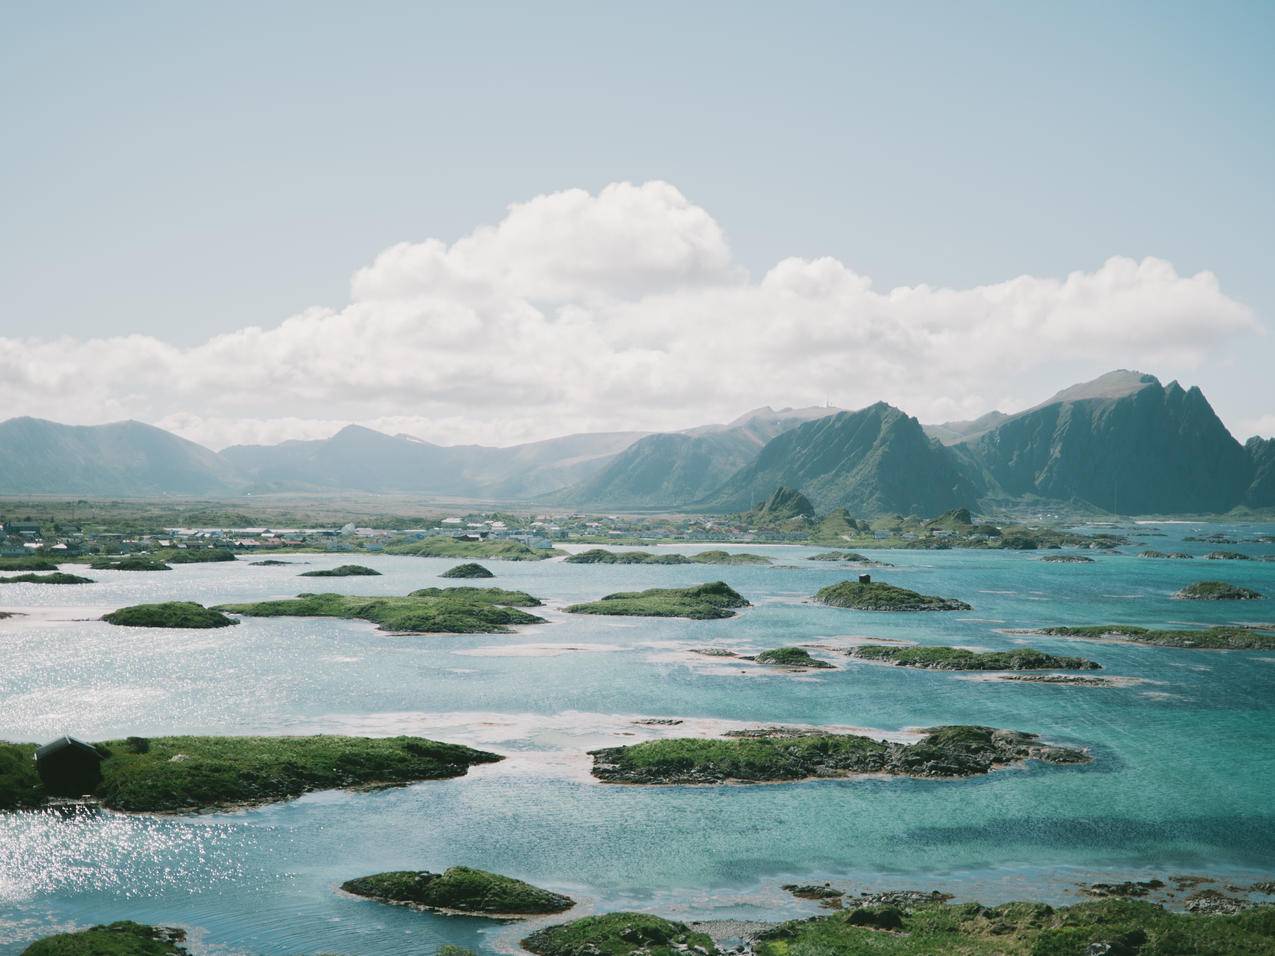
[
  {"x1": 89, "y1": 556, "x2": 172, "y2": 571},
  {"x1": 155, "y1": 548, "x2": 237, "y2": 564},
  {"x1": 522, "y1": 913, "x2": 717, "y2": 956},
  {"x1": 0, "y1": 571, "x2": 94, "y2": 584},
  {"x1": 216, "y1": 587, "x2": 546, "y2": 634},
  {"x1": 754, "y1": 647, "x2": 834, "y2": 668},
  {"x1": 441, "y1": 562, "x2": 495, "y2": 578},
  {"x1": 589, "y1": 725, "x2": 1088, "y2": 784},
  {"x1": 807, "y1": 551, "x2": 889, "y2": 564},
  {"x1": 565, "y1": 582, "x2": 750, "y2": 620},
  {"x1": 851, "y1": 645, "x2": 1100, "y2": 671},
  {"x1": 341, "y1": 866, "x2": 574, "y2": 916},
  {"x1": 386, "y1": 538, "x2": 563, "y2": 560},
  {"x1": 249, "y1": 558, "x2": 295, "y2": 566},
  {"x1": 1206, "y1": 551, "x2": 1252, "y2": 560},
  {"x1": 299, "y1": 564, "x2": 382, "y2": 577},
  {"x1": 747, "y1": 896, "x2": 1275, "y2": 955},
  {"x1": 1038, "y1": 554, "x2": 1095, "y2": 563},
  {"x1": 1174, "y1": 581, "x2": 1263, "y2": 601},
  {"x1": 1032, "y1": 624, "x2": 1275, "y2": 649},
  {"x1": 102, "y1": 602, "x2": 238, "y2": 629},
  {"x1": 0, "y1": 734, "x2": 501, "y2": 813},
  {"x1": 564, "y1": 548, "x2": 769, "y2": 565},
  {"x1": 1138, "y1": 550, "x2": 1193, "y2": 559},
  {"x1": 814, "y1": 580, "x2": 971, "y2": 611},
  {"x1": 21, "y1": 921, "x2": 191, "y2": 956}
]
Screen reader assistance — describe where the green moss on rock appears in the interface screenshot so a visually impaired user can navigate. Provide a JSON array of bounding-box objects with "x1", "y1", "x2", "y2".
[
  {"x1": 1175, "y1": 581, "x2": 1263, "y2": 600},
  {"x1": 21, "y1": 921, "x2": 189, "y2": 956},
  {"x1": 299, "y1": 564, "x2": 381, "y2": 577},
  {"x1": 522, "y1": 913, "x2": 719, "y2": 956},
  {"x1": 565, "y1": 582, "x2": 750, "y2": 620},
  {"x1": 102, "y1": 602, "x2": 237, "y2": 629},
  {"x1": 441, "y1": 563, "x2": 495, "y2": 578},
  {"x1": 216, "y1": 590, "x2": 545, "y2": 633},
  {"x1": 341, "y1": 866, "x2": 574, "y2": 916},
  {"x1": 589, "y1": 725, "x2": 1087, "y2": 784},
  {"x1": 852, "y1": 645, "x2": 1100, "y2": 671},
  {"x1": 815, "y1": 580, "x2": 971, "y2": 611}
]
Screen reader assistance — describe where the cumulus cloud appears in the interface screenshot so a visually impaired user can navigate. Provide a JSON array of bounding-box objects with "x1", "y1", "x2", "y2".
[{"x1": 0, "y1": 181, "x2": 1262, "y2": 449}]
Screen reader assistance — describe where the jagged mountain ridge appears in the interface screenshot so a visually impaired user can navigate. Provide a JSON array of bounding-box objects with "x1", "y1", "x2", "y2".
[
  {"x1": 0, "y1": 372, "x2": 1270, "y2": 514},
  {"x1": 559, "y1": 406, "x2": 841, "y2": 508}
]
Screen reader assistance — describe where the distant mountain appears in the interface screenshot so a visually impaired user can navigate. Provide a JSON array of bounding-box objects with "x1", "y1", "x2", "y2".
[
  {"x1": 924, "y1": 410, "x2": 1009, "y2": 445},
  {"x1": 222, "y1": 425, "x2": 643, "y2": 498},
  {"x1": 0, "y1": 417, "x2": 241, "y2": 496},
  {"x1": 960, "y1": 371, "x2": 1253, "y2": 514},
  {"x1": 701, "y1": 402, "x2": 981, "y2": 515},
  {"x1": 1245, "y1": 436, "x2": 1275, "y2": 509},
  {"x1": 559, "y1": 406, "x2": 838, "y2": 509}
]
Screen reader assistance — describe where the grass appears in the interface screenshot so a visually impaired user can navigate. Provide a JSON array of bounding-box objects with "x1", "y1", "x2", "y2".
[
  {"x1": 1175, "y1": 581, "x2": 1263, "y2": 600},
  {"x1": 341, "y1": 866, "x2": 574, "y2": 916},
  {"x1": 153, "y1": 548, "x2": 237, "y2": 564},
  {"x1": 815, "y1": 580, "x2": 971, "y2": 611},
  {"x1": 755, "y1": 647, "x2": 833, "y2": 668},
  {"x1": 751, "y1": 897, "x2": 1275, "y2": 955},
  {"x1": 406, "y1": 586, "x2": 542, "y2": 606},
  {"x1": 385, "y1": 538, "x2": 563, "y2": 560},
  {"x1": 1035, "y1": 624, "x2": 1275, "y2": 649},
  {"x1": 441, "y1": 562, "x2": 495, "y2": 578},
  {"x1": 0, "y1": 572, "x2": 94, "y2": 584},
  {"x1": 589, "y1": 725, "x2": 1088, "y2": 784},
  {"x1": 564, "y1": 549, "x2": 769, "y2": 565},
  {"x1": 102, "y1": 602, "x2": 238, "y2": 629},
  {"x1": 565, "y1": 582, "x2": 750, "y2": 620},
  {"x1": 216, "y1": 590, "x2": 546, "y2": 633},
  {"x1": 0, "y1": 556, "x2": 60, "y2": 571},
  {"x1": 299, "y1": 564, "x2": 382, "y2": 577},
  {"x1": 85, "y1": 734, "x2": 502, "y2": 812},
  {"x1": 0, "y1": 742, "x2": 43, "y2": 810},
  {"x1": 88, "y1": 556, "x2": 171, "y2": 571},
  {"x1": 522, "y1": 913, "x2": 719, "y2": 956},
  {"x1": 852, "y1": 645, "x2": 1101, "y2": 671},
  {"x1": 21, "y1": 921, "x2": 190, "y2": 956}
]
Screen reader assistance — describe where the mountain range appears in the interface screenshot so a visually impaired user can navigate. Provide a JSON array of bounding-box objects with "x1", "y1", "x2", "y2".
[{"x1": 1, "y1": 370, "x2": 1271, "y2": 516}]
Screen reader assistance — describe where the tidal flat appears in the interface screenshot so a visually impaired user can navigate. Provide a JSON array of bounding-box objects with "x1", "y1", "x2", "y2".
[{"x1": 1, "y1": 526, "x2": 1274, "y2": 955}]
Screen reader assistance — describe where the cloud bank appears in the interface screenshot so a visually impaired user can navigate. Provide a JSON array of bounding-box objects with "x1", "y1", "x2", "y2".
[{"x1": 0, "y1": 181, "x2": 1262, "y2": 449}]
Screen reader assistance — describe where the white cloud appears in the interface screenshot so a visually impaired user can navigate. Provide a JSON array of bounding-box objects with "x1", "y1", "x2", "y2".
[{"x1": 0, "y1": 181, "x2": 1263, "y2": 449}]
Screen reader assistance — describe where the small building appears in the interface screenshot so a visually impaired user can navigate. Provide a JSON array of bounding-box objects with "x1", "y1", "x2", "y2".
[
  {"x1": 34, "y1": 736, "x2": 104, "y2": 797},
  {"x1": 858, "y1": 573, "x2": 872, "y2": 584}
]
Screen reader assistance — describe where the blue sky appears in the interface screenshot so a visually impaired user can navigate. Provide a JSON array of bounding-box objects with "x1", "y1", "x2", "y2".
[{"x1": 1, "y1": 2, "x2": 1271, "y2": 446}]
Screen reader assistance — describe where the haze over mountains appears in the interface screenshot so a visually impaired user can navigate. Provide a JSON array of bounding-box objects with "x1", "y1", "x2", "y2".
[{"x1": 1, "y1": 371, "x2": 1271, "y2": 516}]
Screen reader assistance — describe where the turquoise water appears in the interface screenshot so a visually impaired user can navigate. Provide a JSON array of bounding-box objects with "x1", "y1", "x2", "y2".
[{"x1": 1, "y1": 523, "x2": 1274, "y2": 953}]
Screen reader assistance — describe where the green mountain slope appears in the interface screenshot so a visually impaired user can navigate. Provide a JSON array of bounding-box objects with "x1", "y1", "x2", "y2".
[
  {"x1": 962, "y1": 371, "x2": 1253, "y2": 514},
  {"x1": 701, "y1": 403, "x2": 981, "y2": 515},
  {"x1": 0, "y1": 418, "x2": 242, "y2": 495}
]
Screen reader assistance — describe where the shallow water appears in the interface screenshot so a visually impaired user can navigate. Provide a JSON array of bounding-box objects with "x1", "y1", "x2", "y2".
[{"x1": 2, "y1": 523, "x2": 1274, "y2": 953}]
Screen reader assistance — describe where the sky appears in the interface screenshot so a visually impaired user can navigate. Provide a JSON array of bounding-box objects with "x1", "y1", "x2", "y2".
[{"x1": 1, "y1": 1, "x2": 1272, "y2": 449}]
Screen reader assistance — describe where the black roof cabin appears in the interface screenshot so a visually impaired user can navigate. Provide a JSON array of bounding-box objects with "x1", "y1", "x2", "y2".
[{"x1": 34, "y1": 736, "x2": 104, "y2": 797}]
